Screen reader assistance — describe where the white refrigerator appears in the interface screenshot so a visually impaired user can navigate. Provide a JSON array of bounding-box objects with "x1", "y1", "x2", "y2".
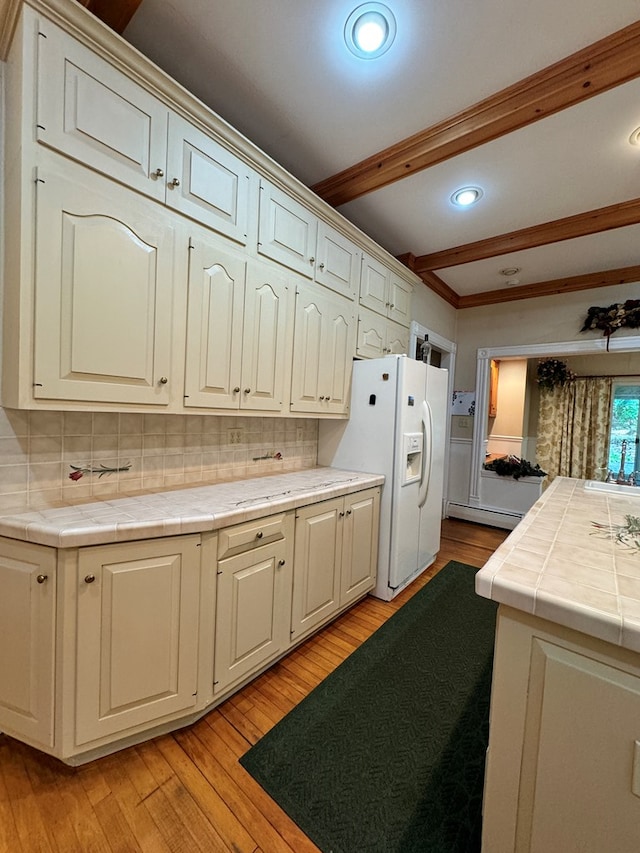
[{"x1": 317, "y1": 355, "x2": 448, "y2": 601}]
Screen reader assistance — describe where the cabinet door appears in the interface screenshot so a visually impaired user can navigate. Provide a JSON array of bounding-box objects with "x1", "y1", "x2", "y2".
[
  {"x1": 34, "y1": 168, "x2": 174, "y2": 406},
  {"x1": 258, "y1": 180, "x2": 317, "y2": 278},
  {"x1": 291, "y1": 498, "x2": 342, "y2": 641},
  {"x1": 166, "y1": 114, "x2": 255, "y2": 245},
  {"x1": 359, "y1": 253, "x2": 389, "y2": 316},
  {"x1": 240, "y1": 261, "x2": 293, "y2": 412},
  {"x1": 0, "y1": 540, "x2": 56, "y2": 748},
  {"x1": 388, "y1": 272, "x2": 413, "y2": 327},
  {"x1": 340, "y1": 488, "x2": 380, "y2": 607},
  {"x1": 214, "y1": 534, "x2": 292, "y2": 695},
  {"x1": 36, "y1": 15, "x2": 167, "y2": 201},
  {"x1": 290, "y1": 284, "x2": 356, "y2": 415},
  {"x1": 356, "y1": 307, "x2": 387, "y2": 359},
  {"x1": 75, "y1": 536, "x2": 201, "y2": 746},
  {"x1": 386, "y1": 319, "x2": 410, "y2": 355},
  {"x1": 315, "y1": 221, "x2": 360, "y2": 299},
  {"x1": 184, "y1": 235, "x2": 246, "y2": 410}
]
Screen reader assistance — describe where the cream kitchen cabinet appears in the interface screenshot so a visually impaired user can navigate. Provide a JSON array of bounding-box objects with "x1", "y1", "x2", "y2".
[
  {"x1": 36, "y1": 12, "x2": 255, "y2": 245},
  {"x1": 258, "y1": 180, "x2": 361, "y2": 298},
  {"x1": 291, "y1": 487, "x2": 380, "y2": 641},
  {"x1": 31, "y1": 165, "x2": 175, "y2": 407},
  {"x1": 0, "y1": 538, "x2": 57, "y2": 750},
  {"x1": 213, "y1": 512, "x2": 294, "y2": 695},
  {"x1": 356, "y1": 305, "x2": 410, "y2": 358},
  {"x1": 184, "y1": 231, "x2": 294, "y2": 412},
  {"x1": 359, "y1": 252, "x2": 413, "y2": 326},
  {"x1": 74, "y1": 536, "x2": 202, "y2": 748},
  {"x1": 290, "y1": 281, "x2": 357, "y2": 415},
  {"x1": 483, "y1": 607, "x2": 640, "y2": 853}
]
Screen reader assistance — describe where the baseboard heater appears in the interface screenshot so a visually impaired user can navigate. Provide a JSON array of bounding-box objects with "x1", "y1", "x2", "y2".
[{"x1": 446, "y1": 502, "x2": 523, "y2": 531}]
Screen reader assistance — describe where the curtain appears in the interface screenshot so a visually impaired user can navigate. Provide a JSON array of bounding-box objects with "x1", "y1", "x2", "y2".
[{"x1": 536, "y1": 377, "x2": 613, "y2": 484}]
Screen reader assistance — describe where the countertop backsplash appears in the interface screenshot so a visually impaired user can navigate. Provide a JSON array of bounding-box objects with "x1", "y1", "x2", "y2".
[{"x1": 0, "y1": 408, "x2": 319, "y2": 513}]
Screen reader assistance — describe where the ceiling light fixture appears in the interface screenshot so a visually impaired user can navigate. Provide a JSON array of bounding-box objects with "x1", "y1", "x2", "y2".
[
  {"x1": 629, "y1": 126, "x2": 640, "y2": 146},
  {"x1": 345, "y1": 3, "x2": 397, "y2": 59},
  {"x1": 500, "y1": 267, "x2": 521, "y2": 276},
  {"x1": 450, "y1": 186, "x2": 483, "y2": 207}
]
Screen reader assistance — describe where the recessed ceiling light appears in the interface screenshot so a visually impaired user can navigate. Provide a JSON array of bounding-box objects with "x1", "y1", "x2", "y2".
[
  {"x1": 629, "y1": 127, "x2": 640, "y2": 146},
  {"x1": 450, "y1": 186, "x2": 483, "y2": 207},
  {"x1": 500, "y1": 267, "x2": 521, "y2": 276},
  {"x1": 345, "y1": 3, "x2": 396, "y2": 59}
]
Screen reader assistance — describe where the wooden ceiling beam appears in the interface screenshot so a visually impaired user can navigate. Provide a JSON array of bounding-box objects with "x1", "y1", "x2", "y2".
[
  {"x1": 311, "y1": 21, "x2": 640, "y2": 208},
  {"x1": 455, "y1": 264, "x2": 640, "y2": 309},
  {"x1": 75, "y1": 0, "x2": 143, "y2": 34},
  {"x1": 413, "y1": 198, "x2": 640, "y2": 272}
]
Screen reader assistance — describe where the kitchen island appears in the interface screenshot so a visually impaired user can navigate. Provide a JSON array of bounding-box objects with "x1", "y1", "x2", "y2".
[
  {"x1": 476, "y1": 476, "x2": 640, "y2": 852},
  {"x1": 0, "y1": 467, "x2": 383, "y2": 764}
]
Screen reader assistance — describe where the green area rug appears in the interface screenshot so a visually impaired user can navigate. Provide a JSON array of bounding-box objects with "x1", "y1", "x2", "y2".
[{"x1": 240, "y1": 561, "x2": 498, "y2": 853}]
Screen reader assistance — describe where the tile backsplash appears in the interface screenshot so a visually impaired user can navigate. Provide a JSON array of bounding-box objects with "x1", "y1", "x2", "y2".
[{"x1": 0, "y1": 408, "x2": 319, "y2": 512}]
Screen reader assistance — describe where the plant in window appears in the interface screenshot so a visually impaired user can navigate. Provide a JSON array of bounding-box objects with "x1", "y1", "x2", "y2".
[{"x1": 483, "y1": 455, "x2": 547, "y2": 480}]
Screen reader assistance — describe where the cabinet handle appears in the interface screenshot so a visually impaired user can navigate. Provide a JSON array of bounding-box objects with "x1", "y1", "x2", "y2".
[
  {"x1": 278, "y1": 559, "x2": 286, "y2": 567},
  {"x1": 244, "y1": 387, "x2": 251, "y2": 394},
  {"x1": 326, "y1": 396, "x2": 331, "y2": 401},
  {"x1": 319, "y1": 395, "x2": 325, "y2": 400},
  {"x1": 318, "y1": 262, "x2": 325, "y2": 270},
  {"x1": 152, "y1": 168, "x2": 164, "y2": 178},
  {"x1": 309, "y1": 256, "x2": 315, "y2": 264},
  {"x1": 256, "y1": 531, "x2": 263, "y2": 539},
  {"x1": 36, "y1": 574, "x2": 48, "y2": 584},
  {"x1": 346, "y1": 509, "x2": 352, "y2": 516},
  {"x1": 389, "y1": 303, "x2": 394, "y2": 309},
  {"x1": 233, "y1": 386, "x2": 240, "y2": 393},
  {"x1": 84, "y1": 574, "x2": 96, "y2": 584},
  {"x1": 339, "y1": 511, "x2": 345, "y2": 517},
  {"x1": 169, "y1": 177, "x2": 180, "y2": 187},
  {"x1": 159, "y1": 376, "x2": 168, "y2": 385}
]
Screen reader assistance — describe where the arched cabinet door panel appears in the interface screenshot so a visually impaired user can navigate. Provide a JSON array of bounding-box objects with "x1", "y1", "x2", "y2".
[{"x1": 34, "y1": 168, "x2": 174, "y2": 406}]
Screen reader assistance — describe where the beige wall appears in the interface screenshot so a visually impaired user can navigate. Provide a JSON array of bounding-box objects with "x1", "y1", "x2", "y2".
[
  {"x1": 411, "y1": 279, "x2": 457, "y2": 342},
  {"x1": 488, "y1": 359, "x2": 528, "y2": 443}
]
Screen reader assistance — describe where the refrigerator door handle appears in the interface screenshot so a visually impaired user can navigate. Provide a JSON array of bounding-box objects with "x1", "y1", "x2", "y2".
[{"x1": 418, "y1": 400, "x2": 433, "y2": 508}]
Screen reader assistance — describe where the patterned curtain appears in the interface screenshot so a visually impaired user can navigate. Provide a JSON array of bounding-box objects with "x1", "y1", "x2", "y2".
[{"x1": 537, "y1": 377, "x2": 613, "y2": 484}]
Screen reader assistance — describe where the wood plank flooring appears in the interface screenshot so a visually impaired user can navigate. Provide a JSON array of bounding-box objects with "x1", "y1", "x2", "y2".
[{"x1": 0, "y1": 518, "x2": 508, "y2": 853}]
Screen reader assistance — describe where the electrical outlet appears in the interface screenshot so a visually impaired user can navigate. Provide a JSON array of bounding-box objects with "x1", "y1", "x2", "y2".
[
  {"x1": 296, "y1": 427, "x2": 304, "y2": 442},
  {"x1": 227, "y1": 428, "x2": 244, "y2": 445}
]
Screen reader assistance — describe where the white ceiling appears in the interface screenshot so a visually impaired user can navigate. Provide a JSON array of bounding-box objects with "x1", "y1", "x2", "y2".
[{"x1": 123, "y1": 0, "x2": 640, "y2": 302}]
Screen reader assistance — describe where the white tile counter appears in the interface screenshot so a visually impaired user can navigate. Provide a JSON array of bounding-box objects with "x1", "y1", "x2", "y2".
[
  {"x1": 0, "y1": 467, "x2": 384, "y2": 549},
  {"x1": 476, "y1": 476, "x2": 640, "y2": 651}
]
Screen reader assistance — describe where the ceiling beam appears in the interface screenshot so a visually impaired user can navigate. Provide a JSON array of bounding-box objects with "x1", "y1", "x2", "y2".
[
  {"x1": 75, "y1": 0, "x2": 143, "y2": 34},
  {"x1": 311, "y1": 21, "x2": 640, "y2": 208},
  {"x1": 455, "y1": 264, "x2": 640, "y2": 309},
  {"x1": 413, "y1": 198, "x2": 640, "y2": 272}
]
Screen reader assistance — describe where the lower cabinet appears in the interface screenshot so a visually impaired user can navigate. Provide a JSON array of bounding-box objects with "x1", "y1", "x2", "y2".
[
  {"x1": 213, "y1": 513, "x2": 294, "y2": 695},
  {"x1": 291, "y1": 488, "x2": 380, "y2": 641},
  {"x1": 0, "y1": 538, "x2": 57, "y2": 749},
  {"x1": 483, "y1": 606, "x2": 640, "y2": 853},
  {"x1": 0, "y1": 486, "x2": 380, "y2": 763},
  {"x1": 75, "y1": 536, "x2": 202, "y2": 747}
]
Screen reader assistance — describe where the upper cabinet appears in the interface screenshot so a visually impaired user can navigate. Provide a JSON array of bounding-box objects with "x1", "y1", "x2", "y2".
[
  {"x1": 184, "y1": 230, "x2": 293, "y2": 412},
  {"x1": 32, "y1": 165, "x2": 175, "y2": 407},
  {"x1": 359, "y1": 253, "x2": 412, "y2": 326},
  {"x1": 259, "y1": 180, "x2": 361, "y2": 299},
  {"x1": 36, "y1": 16, "x2": 256, "y2": 245}
]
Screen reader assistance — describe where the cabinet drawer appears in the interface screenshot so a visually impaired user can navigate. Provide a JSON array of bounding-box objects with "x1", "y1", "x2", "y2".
[{"x1": 217, "y1": 513, "x2": 289, "y2": 559}]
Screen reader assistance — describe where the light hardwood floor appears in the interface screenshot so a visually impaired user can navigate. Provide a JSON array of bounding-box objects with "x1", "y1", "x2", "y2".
[{"x1": 0, "y1": 518, "x2": 509, "y2": 853}]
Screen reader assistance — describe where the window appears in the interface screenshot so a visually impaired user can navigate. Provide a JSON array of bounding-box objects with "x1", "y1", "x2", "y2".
[{"x1": 607, "y1": 382, "x2": 640, "y2": 481}]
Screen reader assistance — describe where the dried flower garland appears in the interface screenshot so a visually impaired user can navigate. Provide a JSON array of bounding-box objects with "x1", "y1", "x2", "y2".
[
  {"x1": 580, "y1": 299, "x2": 640, "y2": 350},
  {"x1": 483, "y1": 455, "x2": 547, "y2": 480},
  {"x1": 536, "y1": 358, "x2": 575, "y2": 390}
]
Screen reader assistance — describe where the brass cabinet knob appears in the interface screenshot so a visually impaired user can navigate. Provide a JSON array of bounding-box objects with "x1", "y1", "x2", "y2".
[
  {"x1": 318, "y1": 262, "x2": 325, "y2": 270},
  {"x1": 346, "y1": 509, "x2": 352, "y2": 516},
  {"x1": 159, "y1": 376, "x2": 168, "y2": 385},
  {"x1": 152, "y1": 168, "x2": 164, "y2": 178},
  {"x1": 309, "y1": 256, "x2": 315, "y2": 264},
  {"x1": 233, "y1": 386, "x2": 240, "y2": 393},
  {"x1": 169, "y1": 177, "x2": 180, "y2": 187},
  {"x1": 256, "y1": 531, "x2": 263, "y2": 539},
  {"x1": 36, "y1": 574, "x2": 48, "y2": 584},
  {"x1": 84, "y1": 574, "x2": 96, "y2": 584},
  {"x1": 278, "y1": 559, "x2": 286, "y2": 567},
  {"x1": 244, "y1": 388, "x2": 251, "y2": 394}
]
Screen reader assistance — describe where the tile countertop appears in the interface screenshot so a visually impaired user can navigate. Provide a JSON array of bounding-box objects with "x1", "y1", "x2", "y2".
[
  {"x1": 476, "y1": 476, "x2": 640, "y2": 653},
  {"x1": 0, "y1": 468, "x2": 384, "y2": 549}
]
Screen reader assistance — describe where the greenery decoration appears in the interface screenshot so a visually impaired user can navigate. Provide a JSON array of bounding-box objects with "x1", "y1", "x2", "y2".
[
  {"x1": 580, "y1": 299, "x2": 640, "y2": 350},
  {"x1": 483, "y1": 455, "x2": 547, "y2": 480},
  {"x1": 591, "y1": 515, "x2": 640, "y2": 552},
  {"x1": 536, "y1": 358, "x2": 575, "y2": 390}
]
